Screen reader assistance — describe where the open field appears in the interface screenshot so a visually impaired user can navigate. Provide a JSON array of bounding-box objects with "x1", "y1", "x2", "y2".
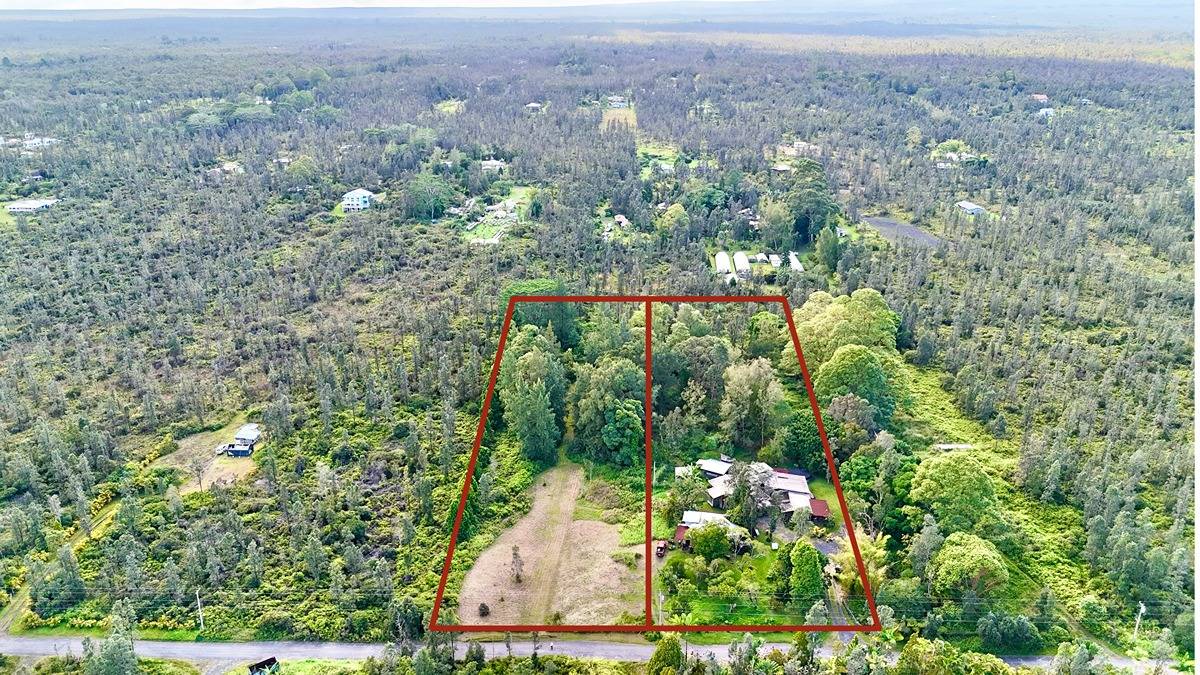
[
  {"x1": 601, "y1": 107, "x2": 637, "y2": 129},
  {"x1": 152, "y1": 413, "x2": 254, "y2": 494},
  {"x1": 456, "y1": 464, "x2": 643, "y2": 626}
]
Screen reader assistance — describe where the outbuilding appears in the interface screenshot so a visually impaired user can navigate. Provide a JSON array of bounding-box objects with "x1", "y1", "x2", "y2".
[
  {"x1": 956, "y1": 200, "x2": 986, "y2": 216},
  {"x1": 714, "y1": 251, "x2": 732, "y2": 275},
  {"x1": 733, "y1": 251, "x2": 752, "y2": 279}
]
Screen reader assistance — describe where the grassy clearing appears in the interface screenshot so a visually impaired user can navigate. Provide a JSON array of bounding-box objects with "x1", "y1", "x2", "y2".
[
  {"x1": 601, "y1": 107, "x2": 637, "y2": 129},
  {"x1": 637, "y1": 139, "x2": 678, "y2": 179},
  {"x1": 435, "y1": 99, "x2": 464, "y2": 114}
]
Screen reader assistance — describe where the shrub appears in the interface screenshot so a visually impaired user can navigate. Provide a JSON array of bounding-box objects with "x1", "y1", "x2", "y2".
[{"x1": 478, "y1": 603, "x2": 490, "y2": 617}]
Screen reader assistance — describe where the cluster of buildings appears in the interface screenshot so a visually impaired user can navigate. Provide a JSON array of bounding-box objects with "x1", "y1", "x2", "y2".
[
  {"x1": 714, "y1": 249, "x2": 802, "y2": 282},
  {"x1": 481, "y1": 158, "x2": 508, "y2": 174},
  {"x1": 774, "y1": 138, "x2": 820, "y2": 159},
  {"x1": 2, "y1": 133, "x2": 62, "y2": 153},
  {"x1": 659, "y1": 457, "x2": 831, "y2": 556},
  {"x1": 606, "y1": 95, "x2": 629, "y2": 109}
]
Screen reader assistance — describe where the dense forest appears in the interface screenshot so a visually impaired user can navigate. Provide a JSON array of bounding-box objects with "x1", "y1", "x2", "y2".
[{"x1": 0, "y1": 11, "x2": 1191, "y2": 673}]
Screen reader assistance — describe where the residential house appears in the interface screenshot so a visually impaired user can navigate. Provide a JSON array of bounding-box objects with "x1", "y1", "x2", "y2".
[
  {"x1": 525, "y1": 102, "x2": 543, "y2": 113},
  {"x1": 788, "y1": 251, "x2": 804, "y2": 271},
  {"x1": 341, "y1": 188, "x2": 376, "y2": 211},
  {"x1": 606, "y1": 95, "x2": 629, "y2": 109},
  {"x1": 1029, "y1": 93, "x2": 1050, "y2": 103},
  {"x1": 228, "y1": 423, "x2": 263, "y2": 458},
  {"x1": 768, "y1": 254, "x2": 782, "y2": 268},
  {"x1": 1037, "y1": 107, "x2": 1056, "y2": 118},
  {"x1": 481, "y1": 158, "x2": 507, "y2": 174}
]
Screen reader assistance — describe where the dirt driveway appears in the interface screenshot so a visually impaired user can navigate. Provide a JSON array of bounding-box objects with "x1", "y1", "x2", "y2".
[{"x1": 457, "y1": 464, "x2": 642, "y2": 625}]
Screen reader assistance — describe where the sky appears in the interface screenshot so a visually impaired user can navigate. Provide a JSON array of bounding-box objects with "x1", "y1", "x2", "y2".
[{"x1": 6, "y1": 0, "x2": 751, "y2": 9}]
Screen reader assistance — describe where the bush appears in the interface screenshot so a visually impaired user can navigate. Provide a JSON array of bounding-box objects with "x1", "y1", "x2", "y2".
[{"x1": 478, "y1": 603, "x2": 490, "y2": 617}]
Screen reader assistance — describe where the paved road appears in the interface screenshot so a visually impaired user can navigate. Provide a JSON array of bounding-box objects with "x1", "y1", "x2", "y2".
[{"x1": 0, "y1": 635, "x2": 1171, "y2": 673}]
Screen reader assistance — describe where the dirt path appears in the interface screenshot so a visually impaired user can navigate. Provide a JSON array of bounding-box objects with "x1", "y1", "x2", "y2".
[{"x1": 457, "y1": 464, "x2": 641, "y2": 625}]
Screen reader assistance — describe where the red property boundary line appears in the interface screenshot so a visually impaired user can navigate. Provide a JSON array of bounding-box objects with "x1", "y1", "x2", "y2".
[{"x1": 429, "y1": 294, "x2": 881, "y2": 633}]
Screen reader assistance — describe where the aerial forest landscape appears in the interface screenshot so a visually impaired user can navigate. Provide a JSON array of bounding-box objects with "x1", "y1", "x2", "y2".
[{"x1": 0, "y1": 0, "x2": 1193, "y2": 673}]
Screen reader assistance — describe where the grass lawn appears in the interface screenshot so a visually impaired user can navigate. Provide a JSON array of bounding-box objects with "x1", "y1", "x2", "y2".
[{"x1": 331, "y1": 202, "x2": 345, "y2": 218}]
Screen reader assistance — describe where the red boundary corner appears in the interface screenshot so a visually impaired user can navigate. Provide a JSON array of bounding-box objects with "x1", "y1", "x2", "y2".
[{"x1": 429, "y1": 295, "x2": 882, "y2": 633}]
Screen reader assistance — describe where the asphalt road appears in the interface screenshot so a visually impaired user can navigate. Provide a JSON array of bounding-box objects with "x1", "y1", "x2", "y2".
[{"x1": 0, "y1": 635, "x2": 1168, "y2": 673}]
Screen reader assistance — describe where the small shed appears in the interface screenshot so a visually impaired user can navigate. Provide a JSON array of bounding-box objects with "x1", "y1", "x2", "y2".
[{"x1": 809, "y1": 499, "x2": 831, "y2": 521}]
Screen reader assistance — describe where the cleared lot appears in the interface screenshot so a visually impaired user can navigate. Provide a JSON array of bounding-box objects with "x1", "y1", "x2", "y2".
[{"x1": 456, "y1": 464, "x2": 643, "y2": 625}]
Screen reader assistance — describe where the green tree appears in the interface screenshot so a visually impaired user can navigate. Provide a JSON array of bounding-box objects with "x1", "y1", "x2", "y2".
[
  {"x1": 720, "y1": 358, "x2": 786, "y2": 449},
  {"x1": 569, "y1": 356, "x2": 644, "y2": 465},
  {"x1": 689, "y1": 523, "x2": 731, "y2": 562},
  {"x1": 504, "y1": 374, "x2": 560, "y2": 465},
  {"x1": 909, "y1": 453, "x2": 998, "y2": 534},
  {"x1": 84, "y1": 600, "x2": 137, "y2": 675},
  {"x1": 403, "y1": 173, "x2": 455, "y2": 220},
  {"x1": 814, "y1": 345, "x2": 896, "y2": 426},
  {"x1": 774, "y1": 410, "x2": 825, "y2": 473},
  {"x1": 814, "y1": 228, "x2": 842, "y2": 270},
  {"x1": 789, "y1": 540, "x2": 824, "y2": 605},
  {"x1": 647, "y1": 634, "x2": 684, "y2": 675},
  {"x1": 929, "y1": 532, "x2": 1009, "y2": 598},
  {"x1": 781, "y1": 289, "x2": 900, "y2": 372}
]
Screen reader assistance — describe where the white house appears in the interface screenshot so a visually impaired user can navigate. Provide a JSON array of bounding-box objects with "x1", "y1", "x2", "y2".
[
  {"x1": 227, "y1": 423, "x2": 263, "y2": 457},
  {"x1": 681, "y1": 510, "x2": 738, "y2": 532},
  {"x1": 6, "y1": 198, "x2": 58, "y2": 213},
  {"x1": 1036, "y1": 107, "x2": 1056, "y2": 118},
  {"x1": 481, "y1": 158, "x2": 507, "y2": 174},
  {"x1": 788, "y1": 251, "x2": 804, "y2": 271},
  {"x1": 768, "y1": 254, "x2": 782, "y2": 268},
  {"x1": 341, "y1": 188, "x2": 376, "y2": 211},
  {"x1": 525, "y1": 102, "x2": 543, "y2": 113},
  {"x1": 714, "y1": 251, "x2": 732, "y2": 275},
  {"x1": 956, "y1": 200, "x2": 986, "y2": 216},
  {"x1": 606, "y1": 95, "x2": 629, "y2": 109},
  {"x1": 733, "y1": 251, "x2": 752, "y2": 279}
]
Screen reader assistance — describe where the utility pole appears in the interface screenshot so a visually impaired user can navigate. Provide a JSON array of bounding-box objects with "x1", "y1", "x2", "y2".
[
  {"x1": 1132, "y1": 601, "x2": 1146, "y2": 642},
  {"x1": 195, "y1": 590, "x2": 205, "y2": 631}
]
